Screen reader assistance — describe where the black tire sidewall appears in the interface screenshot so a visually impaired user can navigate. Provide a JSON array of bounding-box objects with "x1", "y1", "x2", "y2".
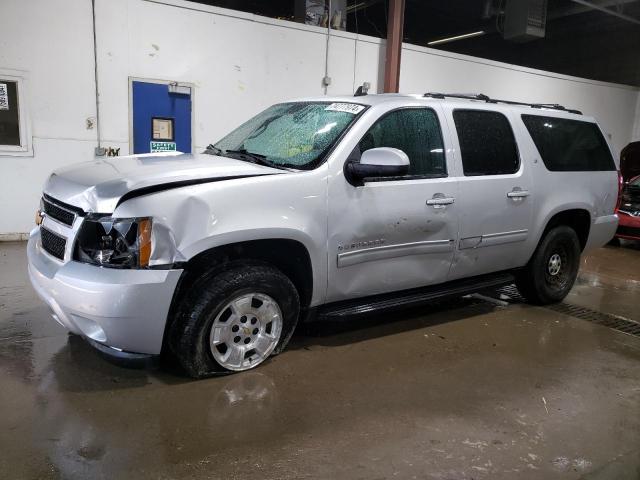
[
  {"x1": 530, "y1": 226, "x2": 581, "y2": 303},
  {"x1": 170, "y1": 262, "x2": 299, "y2": 377}
]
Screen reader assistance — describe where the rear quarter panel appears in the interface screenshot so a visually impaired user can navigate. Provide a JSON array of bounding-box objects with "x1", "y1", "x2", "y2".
[{"x1": 514, "y1": 113, "x2": 618, "y2": 258}]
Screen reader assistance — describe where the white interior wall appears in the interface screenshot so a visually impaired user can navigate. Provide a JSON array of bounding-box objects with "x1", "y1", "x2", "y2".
[
  {"x1": 400, "y1": 44, "x2": 639, "y2": 157},
  {"x1": 0, "y1": 0, "x2": 638, "y2": 235},
  {"x1": 95, "y1": 0, "x2": 362, "y2": 154},
  {"x1": 93, "y1": 0, "x2": 638, "y2": 158},
  {"x1": 0, "y1": 0, "x2": 97, "y2": 238}
]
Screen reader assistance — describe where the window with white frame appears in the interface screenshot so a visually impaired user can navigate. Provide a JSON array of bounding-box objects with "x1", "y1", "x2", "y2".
[{"x1": 0, "y1": 72, "x2": 31, "y2": 155}]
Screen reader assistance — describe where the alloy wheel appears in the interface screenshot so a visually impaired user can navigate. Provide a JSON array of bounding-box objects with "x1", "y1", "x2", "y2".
[{"x1": 209, "y1": 293, "x2": 283, "y2": 371}]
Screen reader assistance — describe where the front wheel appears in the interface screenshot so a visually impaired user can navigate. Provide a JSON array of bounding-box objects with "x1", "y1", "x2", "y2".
[
  {"x1": 169, "y1": 262, "x2": 300, "y2": 378},
  {"x1": 515, "y1": 226, "x2": 581, "y2": 305}
]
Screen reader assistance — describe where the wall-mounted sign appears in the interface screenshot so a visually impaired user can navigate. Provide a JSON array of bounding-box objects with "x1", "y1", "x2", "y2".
[
  {"x1": 0, "y1": 83, "x2": 9, "y2": 110},
  {"x1": 150, "y1": 141, "x2": 176, "y2": 152}
]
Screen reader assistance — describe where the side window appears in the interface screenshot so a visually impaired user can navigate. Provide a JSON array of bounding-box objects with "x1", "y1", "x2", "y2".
[
  {"x1": 0, "y1": 80, "x2": 20, "y2": 147},
  {"x1": 0, "y1": 74, "x2": 30, "y2": 155},
  {"x1": 453, "y1": 110, "x2": 519, "y2": 176},
  {"x1": 358, "y1": 108, "x2": 446, "y2": 178},
  {"x1": 521, "y1": 115, "x2": 615, "y2": 172}
]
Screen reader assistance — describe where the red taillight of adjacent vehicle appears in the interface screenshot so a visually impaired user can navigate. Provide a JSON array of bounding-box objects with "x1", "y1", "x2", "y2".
[{"x1": 615, "y1": 170, "x2": 624, "y2": 212}]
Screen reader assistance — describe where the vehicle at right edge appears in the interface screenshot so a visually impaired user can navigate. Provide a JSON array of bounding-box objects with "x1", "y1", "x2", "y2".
[{"x1": 616, "y1": 175, "x2": 640, "y2": 241}]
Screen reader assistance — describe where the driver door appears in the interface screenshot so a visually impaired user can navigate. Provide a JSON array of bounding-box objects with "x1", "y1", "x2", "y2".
[{"x1": 326, "y1": 106, "x2": 460, "y2": 302}]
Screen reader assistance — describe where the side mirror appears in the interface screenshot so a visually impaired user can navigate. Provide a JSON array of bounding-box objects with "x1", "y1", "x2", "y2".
[{"x1": 344, "y1": 147, "x2": 410, "y2": 186}]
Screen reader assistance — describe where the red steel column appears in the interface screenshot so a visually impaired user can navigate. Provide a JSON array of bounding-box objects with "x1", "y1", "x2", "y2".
[{"x1": 383, "y1": 0, "x2": 405, "y2": 93}]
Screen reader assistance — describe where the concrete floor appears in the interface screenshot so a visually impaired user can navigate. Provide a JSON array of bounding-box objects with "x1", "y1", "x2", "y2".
[{"x1": 1, "y1": 241, "x2": 639, "y2": 480}]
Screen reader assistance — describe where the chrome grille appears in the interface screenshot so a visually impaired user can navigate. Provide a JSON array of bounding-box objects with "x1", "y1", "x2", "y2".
[
  {"x1": 42, "y1": 196, "x2": 76, "y2": 226},
  {"x1": 41, "y1": 227, "x2": 67, "y2": 260}
]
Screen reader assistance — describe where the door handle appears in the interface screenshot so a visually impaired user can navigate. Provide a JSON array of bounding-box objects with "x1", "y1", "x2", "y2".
[
  {"x1": 507, "y1": 189, "x2": 530, "y2": 199},
  {"x1": 426, "y1": 194, "x2": 455, "y2": 208}
]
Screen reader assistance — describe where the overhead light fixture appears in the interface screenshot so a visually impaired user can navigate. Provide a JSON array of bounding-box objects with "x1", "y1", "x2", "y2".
[{"x1": 428, "y1": 30, "x2": 486, "y2": 46}]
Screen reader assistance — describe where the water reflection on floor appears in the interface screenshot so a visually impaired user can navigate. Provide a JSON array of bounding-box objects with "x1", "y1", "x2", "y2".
[{"x1": 1, "y1": 241, "x2": 639, "y2": 479}]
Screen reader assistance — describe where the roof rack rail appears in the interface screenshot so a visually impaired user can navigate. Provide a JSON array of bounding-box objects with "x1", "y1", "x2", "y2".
[{"x1": 423, "y1": 92, "x2": 582, "y2": 115}]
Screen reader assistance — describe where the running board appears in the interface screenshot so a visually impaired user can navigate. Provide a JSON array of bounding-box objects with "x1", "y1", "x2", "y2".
[{"x1": 316, "y1": 272, "x2": 515, "y2": 320}]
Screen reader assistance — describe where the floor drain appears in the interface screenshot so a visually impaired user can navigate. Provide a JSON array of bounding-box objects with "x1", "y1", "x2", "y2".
[
  {"x1": 492, "y1": 285, "x2": 640, "y2": 338},
  {"x1": 545, "y1": 303, "x2": 640, "y2": 337},
  {"x1": 494, "y1": 284, "x2": 526, "y2": 303}
]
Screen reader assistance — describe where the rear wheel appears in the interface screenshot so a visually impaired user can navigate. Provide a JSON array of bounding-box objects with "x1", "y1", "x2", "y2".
[
  {"x1": 169, "y1": 262, "x2": 300, "y2": 378},
  {"x1": 515, "y1": 226, "x2": 581, "y2": 305}
]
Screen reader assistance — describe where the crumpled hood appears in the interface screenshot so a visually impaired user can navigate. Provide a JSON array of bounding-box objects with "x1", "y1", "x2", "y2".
[{"x1": 43, "y1": 152, "x2": 284, "y2": 213}]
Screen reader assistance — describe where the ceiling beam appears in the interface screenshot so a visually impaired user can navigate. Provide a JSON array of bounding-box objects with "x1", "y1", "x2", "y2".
[
  {"x1": 569, "y1": 0, "x2": 640, "y2": 25},
  {"x1": 549, "y1": 0, "x2": 637, "y2": 19}
]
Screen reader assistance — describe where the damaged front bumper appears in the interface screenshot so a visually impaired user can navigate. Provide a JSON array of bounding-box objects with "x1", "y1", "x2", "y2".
[{"x1": 27, "y1": 228, "x2": 183, "y2": 355}]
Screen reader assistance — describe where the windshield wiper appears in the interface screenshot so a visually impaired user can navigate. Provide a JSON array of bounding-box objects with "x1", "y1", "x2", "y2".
[
  {"x1": 224, "y1": 149, "x2": 288, "y2": 170},
  {"x1": 203, "y1": 144, "x2": 223, "y2": 155}
]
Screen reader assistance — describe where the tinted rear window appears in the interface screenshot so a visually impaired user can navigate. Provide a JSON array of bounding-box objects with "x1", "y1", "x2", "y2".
[
  {"x1": 521, "y1": 115, "x2": 615, "y2": 172},
  {"x1": 453, "y1": 110, "x2": 519, "y2": 176}
]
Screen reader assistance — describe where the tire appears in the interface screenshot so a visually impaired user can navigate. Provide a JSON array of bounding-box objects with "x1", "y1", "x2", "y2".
[
  {"x1": 168, "y1": 261, "x2": 300, "y2": 378},
  {"x1": 515, "y1": 226, "x2": 581, "y2": 305}
]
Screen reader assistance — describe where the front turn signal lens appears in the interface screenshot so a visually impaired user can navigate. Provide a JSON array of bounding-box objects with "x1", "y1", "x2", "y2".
[
  {"x1": 35, "y1": 198, "x2": 44, "y2": 226},
  {"x1": 137, "y1": 218, "x2": 153, "y2": 267}
]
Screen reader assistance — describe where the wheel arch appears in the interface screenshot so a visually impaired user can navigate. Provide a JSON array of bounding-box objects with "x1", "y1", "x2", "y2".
[
  {"x1": 538, "y1": 208, "x2": 592, "y2": 252},
  {"x1": 171, "y1": 237, "x2": 315, "y2": 315}
]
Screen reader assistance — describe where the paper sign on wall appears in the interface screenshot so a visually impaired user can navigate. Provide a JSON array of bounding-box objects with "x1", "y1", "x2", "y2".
[
  {"x1": 0, "y1": 83, "x2": 9, "y2": 110},
  {"x1": 152, "y1": 118, "x2": 174, "y2": 140},
  {"x1": 150, "y1": 141, "x2": 177, "y2": 152}
]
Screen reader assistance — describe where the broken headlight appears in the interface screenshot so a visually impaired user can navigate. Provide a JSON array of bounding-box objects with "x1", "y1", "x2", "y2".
[{"x1": 74, "y1": 216, "x2": 152, "y2": 268}]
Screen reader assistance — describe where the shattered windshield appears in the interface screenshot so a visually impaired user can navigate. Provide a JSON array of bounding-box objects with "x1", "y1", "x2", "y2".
[{"x1": 211, "y1": 102, "x2": 366, "y2": 170}]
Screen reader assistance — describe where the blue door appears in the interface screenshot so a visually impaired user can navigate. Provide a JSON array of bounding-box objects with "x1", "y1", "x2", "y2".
[{"x1": 132, "y1": 81, "x2": 192, "y2": 154}]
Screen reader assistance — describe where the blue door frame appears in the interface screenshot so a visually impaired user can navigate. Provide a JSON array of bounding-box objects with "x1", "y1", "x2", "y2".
[{"x1": 131, "y1": 80, "x2": 192, "y2": 154}]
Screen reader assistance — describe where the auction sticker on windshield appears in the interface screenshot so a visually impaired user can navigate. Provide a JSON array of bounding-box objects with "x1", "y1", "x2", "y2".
[{"x1": 325, "y1": 103, "x2": 365, "y2": 114}]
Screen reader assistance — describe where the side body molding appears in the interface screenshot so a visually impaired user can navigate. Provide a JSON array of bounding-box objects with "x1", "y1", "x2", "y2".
[
  {"x1": 337, "y1": 239, "x2": 455, "y2": 268},
  {"x1": 459, "y1": 229, "x2": 528, "y2": 250}
]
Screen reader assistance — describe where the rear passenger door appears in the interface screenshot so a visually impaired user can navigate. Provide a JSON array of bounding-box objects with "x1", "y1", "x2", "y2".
[{"x1": 444, "y1": 107, "x2": 534, "y2": 280}]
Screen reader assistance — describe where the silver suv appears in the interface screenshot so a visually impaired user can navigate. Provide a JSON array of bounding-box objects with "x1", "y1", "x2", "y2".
[{"x1": 27, "y1": 93, "x2": 619, "y2": 376}]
